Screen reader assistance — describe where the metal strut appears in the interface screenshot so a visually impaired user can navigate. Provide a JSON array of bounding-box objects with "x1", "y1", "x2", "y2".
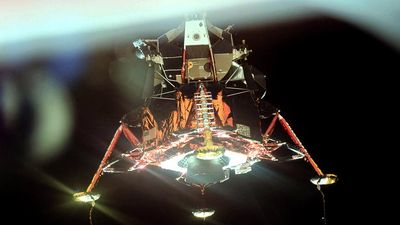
[
  {"x1": 86, "y1": 123, "x2": 141, "y2": 193},
  {"x1": 277, "y1": 113, "x2": 324, "y2": 176},
  {"x1": 86, "y1": 125, "x2": 124, "y2": 193},
  {"x1": 259, "y1": 110, "x2": 336, "y2": 185}
]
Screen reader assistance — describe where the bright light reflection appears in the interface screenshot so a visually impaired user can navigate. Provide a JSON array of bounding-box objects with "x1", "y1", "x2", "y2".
[
  {"x1": 160, "y1": 150, "x2": 249, "y2": 173},
  {"x1": 160, "y1": 151, "x2": 192, "y2": 173},
  {"x1": 73, "y1": 192, "x2": 101, "y2": 203},
  {"x1": 192, "y1": 208, "x2": 215, "y2": 218}
]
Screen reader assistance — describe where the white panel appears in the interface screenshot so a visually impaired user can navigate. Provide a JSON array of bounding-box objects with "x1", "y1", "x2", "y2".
[{"x1": 184, "y1": 19, "x2": 210, "y2": 46}]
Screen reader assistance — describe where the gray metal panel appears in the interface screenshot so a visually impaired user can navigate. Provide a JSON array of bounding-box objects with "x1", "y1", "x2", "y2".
[
  {"x1": 187, "y1": 58, "x2": 212, "y2": 81},
  {"x1": 214, "y1": 53, "x2": 233, "y2": 81}
]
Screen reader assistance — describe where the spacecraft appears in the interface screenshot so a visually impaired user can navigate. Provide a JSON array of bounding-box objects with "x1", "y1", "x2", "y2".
[{"x1": 74, "y1": 15, "x2": 337, "y2": 220}]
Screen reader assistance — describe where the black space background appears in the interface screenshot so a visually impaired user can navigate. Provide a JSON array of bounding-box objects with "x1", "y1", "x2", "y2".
[{"x1": 1, "y1": 14, "x2": 398, "y2": 225}]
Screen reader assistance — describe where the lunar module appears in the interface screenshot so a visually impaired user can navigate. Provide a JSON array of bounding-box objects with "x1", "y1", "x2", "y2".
[{"x1": 74, "y1": 16, "x2": 337, "y2": 219}]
